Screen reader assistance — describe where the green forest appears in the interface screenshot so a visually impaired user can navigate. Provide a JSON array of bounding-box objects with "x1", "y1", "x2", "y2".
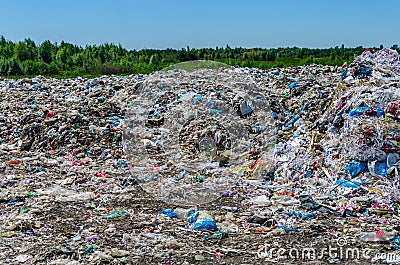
[{"x1": 0, "y1": 36, "x2": 398, "y2": 78}]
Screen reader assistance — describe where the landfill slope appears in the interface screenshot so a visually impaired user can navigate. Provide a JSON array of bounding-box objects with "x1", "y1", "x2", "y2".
[{"x1": 0, "y1": 48, "x2": 399, "y2": 265}]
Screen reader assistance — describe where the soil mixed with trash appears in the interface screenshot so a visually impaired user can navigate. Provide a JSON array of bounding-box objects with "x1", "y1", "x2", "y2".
[{"x1": 1, "y1": 49, "x2": 400, "y2": 264}]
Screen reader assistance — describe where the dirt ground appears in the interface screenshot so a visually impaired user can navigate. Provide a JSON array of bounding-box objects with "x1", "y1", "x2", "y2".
[{"x1": 0, "y1": 180, "x2": 392, "y2": 265}]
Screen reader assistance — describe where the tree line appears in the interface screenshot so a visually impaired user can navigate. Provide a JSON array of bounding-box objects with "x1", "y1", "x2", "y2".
[{"x1": 0, "y1": 36, "x2": 397, "y2": 77}]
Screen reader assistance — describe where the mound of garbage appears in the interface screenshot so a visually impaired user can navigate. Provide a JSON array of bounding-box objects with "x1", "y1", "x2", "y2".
[{"x1": 0, "y1": 49, "x2": 399, "y2": 264}]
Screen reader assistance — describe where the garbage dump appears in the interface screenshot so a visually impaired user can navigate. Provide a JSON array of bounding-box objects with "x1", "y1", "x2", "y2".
[
  {"x1": 121, "y1": 62, "x2": 275, "y2": 205},
  {"x1": 0, "y1": 50, "x2": 399, "y2": 264}
]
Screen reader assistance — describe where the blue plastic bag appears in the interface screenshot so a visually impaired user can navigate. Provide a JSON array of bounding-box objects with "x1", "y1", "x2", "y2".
[
  {"x1": 373, "y1": 161, "x2": 388, "y2": 177},
  {"x1": 210, "y1": 109, "x2": 222, "y2": 115},
  {"x1": 240, "y1": 100, "x2": 253, "y2": 116},
  {"x1": 301, "y1": 213, "x2": 317, "y2": 220},
  {"x1": 192, "y1": 95, "x2": 203, "y2": 103},
  {"x1": 193, "y1": 212, "x2": 217, "y2": 231},
  {"x1": 284, "y1": 105, "x2": 305, "y2": 127},
  {"x1": 391, "y1": 237, "x2": 400, "y2": 244},
  {"x1": 185, "y1": 209, "x2": 199, "y2": 223},
  {"x1": 97, "y1": 96, "x2": 105, "y2": 102},
  {"x1": 335, "y1": 179, "x2": 361, "y2": 189},
  {"x1": 349, "y1": 106, "x2": 384, "y2": 118},
  {"x1": 345, "y1": 160, "x2": 367, "y2": 177},
  {"x1": 288, "y1": 82, "x2": 298, "y2": 88},
  {"x1": 349, "y1": 106, "x2": 370, "y2": 116},
  {"x1": 276, "y1": 226, "x2": 298, "y2": 232},
  {"x1": 160, "y1": 209, "x2": 177, "y2": 218},
  {"x1": 375, "y1": 108, "x2": 385, "y2": 118}
]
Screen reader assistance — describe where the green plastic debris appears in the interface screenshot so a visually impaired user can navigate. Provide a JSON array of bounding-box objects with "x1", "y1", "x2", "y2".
[
  {"x1": 27, "y1": 191, "x2": 37, "y2": 197},
  {"x1": 104, "y1": 210, "x2": 129, "y2": 219},
  {"x1": 213, "y1": 230, "x2": 228, "y2": 239},
  {"x1": 85, "y1": 202, "x2": 96, "y2": 208},
  {"x1": 117, "y1": 257, "x2": 127, "y2": 262},
  {"x1": 205, "y1": 148, "x2": 211, "y2": 156},
  {"x1": 85, "y1": 245, "x2": 95, "y2": 253}
]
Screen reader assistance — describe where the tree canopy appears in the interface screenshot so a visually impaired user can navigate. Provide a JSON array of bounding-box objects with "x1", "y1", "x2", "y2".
[{"x1": 0, "y1": 36, "x2": 396, "y2": 78}]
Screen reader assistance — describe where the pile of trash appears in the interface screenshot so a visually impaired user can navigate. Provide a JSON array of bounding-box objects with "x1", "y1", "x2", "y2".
[
  {"x1": 0, "y1": 49, "x2": 399, "y2": 264},
  {"x1": 120, "y1": 64, "x2": 275, "y2": 205}
]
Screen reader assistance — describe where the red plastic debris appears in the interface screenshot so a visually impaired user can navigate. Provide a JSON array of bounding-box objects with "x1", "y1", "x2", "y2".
[{"x1": 7, "y1": 160, "x2": 21, "y2": 165}]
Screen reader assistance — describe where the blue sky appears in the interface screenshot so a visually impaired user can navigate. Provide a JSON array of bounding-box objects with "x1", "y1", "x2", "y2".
[{"x1": 0, "y1": 0, "x2": 398, "y2": 50}]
